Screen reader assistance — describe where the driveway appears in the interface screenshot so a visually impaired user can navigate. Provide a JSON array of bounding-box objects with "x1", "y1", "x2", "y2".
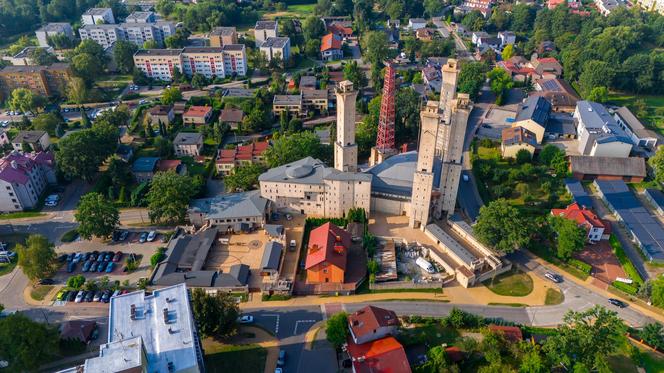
[{"x1": 574, "y1": 241, "x2": 626, "y2": 289}]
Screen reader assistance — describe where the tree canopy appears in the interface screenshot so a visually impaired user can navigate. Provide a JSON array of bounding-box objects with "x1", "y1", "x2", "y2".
[
  {"x1": 548, "y1": 215, "x2": 586, "y2": 259},
  {"x1": 147, "y1": 171, "x2": 196, "y2": 224},
  {"x1": 224, "y1": 163, "x2": 265, "y2": 193},
  {"x1": 16, "y1": 234, "x2": 57, "y2": 281},
  {"x1": 474, "y1": 199, "x2": 532, "y2": 254},
  {"x1": 325, "y1": 312, "x2": 349, "y2": 348},
  {"x1": 75, "y1": 192, "x2": 120, "y2": 240},
  {"x1": 0, "y1": 313, "x2": 59, "y2": 371},
  {"x1": 190, "y1": 288, "x2": 239, "y2": 338},
  {"x1": 264, "y1": 131, "x2": 327, "y2": 168}
]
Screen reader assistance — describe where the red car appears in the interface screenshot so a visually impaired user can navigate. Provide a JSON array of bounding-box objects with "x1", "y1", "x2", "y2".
[{"x1": 112, "y1": 251, "x2": 123, "y2": 262}]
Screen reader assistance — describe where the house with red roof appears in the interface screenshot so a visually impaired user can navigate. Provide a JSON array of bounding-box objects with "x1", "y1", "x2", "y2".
[
  {"x1": 488, "y1": 325, "x2": 523, "y2": 343},
  {"x1": 530, "y1": 56, "x2": 563, "y2": 78},
  {"x1": 215, "y1": 140, "x2": 269, "y2": 176},
  {"x1": 496, "y1": 56, "x2": 536, "y2": 82},
  {"x1": 305, "y1": 222, "x2": 350, "y2": 284},
  {"x1": 551, "y1": 202, "x2": 611, "y2": 242},
  {"x1": 346, "y1": 336, "x2": 412, "y2": 373},
  {"x1": 183, "y1": 106, "x2": 213, "y2": 125},
  {"x1": 320, "y1": 33, "x2": 343, "y2": 62},
  {"x1": 327, "y1": 23, "x2": 353, "y2": 39},
  {"x1": 348, "y1": 306, "x2": 400, "y2": 345}
]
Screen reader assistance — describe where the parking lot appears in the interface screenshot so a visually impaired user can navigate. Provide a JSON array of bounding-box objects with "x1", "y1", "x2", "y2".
[{"x1": 476, "y1": 107, "x2": 516, "y2": 139}]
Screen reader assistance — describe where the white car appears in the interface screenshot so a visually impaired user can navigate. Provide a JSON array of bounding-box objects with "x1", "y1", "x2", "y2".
[
  {"x1": 289, "y1": 240, "x2": 297, "y2": 251},
  {"x1": 74, "y1": 291, "x2": 85, "y2": 303},
  {"x1": 147, "y1": 231, "x2": 157, "y2": 242},
  {"x1": 544, "y1": 272, "x2": 562, "y2": 283},
  {"x1": 237, "y1": 315, "x2": 254, "y2": 324}
]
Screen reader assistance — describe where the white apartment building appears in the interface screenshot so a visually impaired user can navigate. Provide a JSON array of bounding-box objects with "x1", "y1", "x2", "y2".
[
  {"x1": 81, "y1": 8, "x2": 115, "y2": 25},
  {"x1": 575, "y1": 100, "x2": 633, "y2": 157},
  {"x1": 35, "y1": 23, "x2": 74, "y2": 47},
  {"x1": 123, "y1": 22, "x2": 175, "y2": 47},
  {"x1": 259, "y1": 37, "x2": 291, "y2": 61},
  {"x1": 254, "y1": 20, "x2": 278, "y2": 47},
  {"x1": 0, "y1": 151, "x2": 56, "y2": 212},
  {"x1": 125, "y1": 11, "x2": 155, "y2": 23},
  {"x1": 134, "y1": 46, "x2": 247, "y2": 81},
  {"x1": 78, "y1": 24, "x2": 124, "y2": 49}
]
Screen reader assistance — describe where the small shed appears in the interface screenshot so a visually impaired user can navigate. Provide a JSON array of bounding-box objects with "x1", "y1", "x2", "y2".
[{"x1": 261, "y1": 241, "x2": 283, "y2": 275}]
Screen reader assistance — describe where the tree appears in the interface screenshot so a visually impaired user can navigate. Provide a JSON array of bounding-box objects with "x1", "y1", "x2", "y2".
[
  {"x1": 538, "y1": 144, "x2": 562, "y2": 166},
  {"x1": 343, "y1": 61, "x2": 367, "y2": 90},
  {"x1": 143, "y1": 39, "x2": 159, "y2": 49},
  {"x1": 114, "y1": 40, "x2": 138, "y2": 74},
  {"x1": 66, "y1": 274, "x2": 86, "y2": 289},
  {"x1": 147, "y1": 171, "x2": 196, "y2": 224},
  {"x1": 161, "y1": 87, "x2": 183, "y2": 105},
  {"x1": 67, "y1": 77, "x2": 89, "y2": 105},
  {"x1": 462, "y1": 10, "x2": 486, "y2": 31},
  {"x1": 107, "y1": 156, "x2": 133, "y2": 187},
  {"x1": 71, "y1": 52, "x2": 103, "y2": 84},
  {"x1": 586, "y1": 86, "x2": 609, "y2": 103},
  {"x1": 303, "y1": 15, "x2": 325, "y2": 41},
  {"x1": 361, "y1": 31, "x2": 389, "y2": 66},
  {"x1": 16, "y1": 234, "x2": 57, "y2": 281},
  {"x1": 543, "y1": 306, "x2": 626, "y2": 371},
  {"x1": 548, "y1": 215, "x2": 586, "y2": 259},
  {"x1": 326, "y1": 312, "x2": 349, "y2": 347},
  {"x1": 264, "y1": 131, "x2": 325, "y2": 167},
  {"x1": 424, "y1": 0, "x2": 444, "y2": 17},
  {"x1": 474, "y1": 199, "x2": 532, "y2": 254},
  {"x1": 224, "y1": 163, "x2": 266, "y2": 192},
  {"x1": 191, "y1": 73, "x2": 209, "y2": 89},
  {"x1": 75, "y1": 192, "x2": 120, "y2": 240},
  {"x1": 502, "y1": 44, "x2": 515, "y2": 60},
  {"x1": 579, "y1": 60, "x2": 615, "y2": 96},
  {"x1": 0, "y1": 313, "x2": 59, "y2": 371},
  {"x1": 420, "y1": 345, "x2": 448, "y2": 371},
  {"x1": 650, "y1": 275, "x2": 664, "y2": 307},
  {"x1": 650, "y1": 146, "x2": 664, "y2": 184},
  {"x1": 458, "y1": 62, "x2": 488, "y2": 100},
  {"x1": 28, "y1": 48, "x2": 57, "y2": 65},
  {"x1": 487, "y1": 67, "x2": 514, "y2": 105},
  {"x1": 165, "y1": 28, "x2": 191, "y2": 49},
  {"x1": 9, "y1": 88, "x2": 37, "y2": 113},
  {"x1": 515, "y1": 148, "x2": 532, "y2": 164},
  {"x1": 641, "y1": 322, "x2": 664, "y2": 350},
  {"x1": 56, "y1": 128, "x2": 113, "y2": 181},
  {"x1": 31, "y1": 112, "x2": 61, "y2": 136},
  {"x1": 190, "y1": 288, "x2": 239, "y2": 338},
  {"x1": 511, "y1": 4, "x2": 535, "y2": 32}
]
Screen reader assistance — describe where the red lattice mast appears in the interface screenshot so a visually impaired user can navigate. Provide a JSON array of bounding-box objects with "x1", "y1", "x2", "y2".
[{"x1": 376, "y1": 62, "x2": 396, "y2": 151}]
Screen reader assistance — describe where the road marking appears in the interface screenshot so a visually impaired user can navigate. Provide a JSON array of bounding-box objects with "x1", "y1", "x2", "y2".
[
  {"x1": 261, "y1": 314, "x2": 280, "y2": 334},
  {"x1": 293, "y1": 320, "x2": 316, "y2": 335}
]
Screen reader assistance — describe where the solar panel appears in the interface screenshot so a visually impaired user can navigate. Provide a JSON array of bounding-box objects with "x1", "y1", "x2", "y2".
[{"x1": 541, "y1": 79, "x2": 562, "y2": 92}]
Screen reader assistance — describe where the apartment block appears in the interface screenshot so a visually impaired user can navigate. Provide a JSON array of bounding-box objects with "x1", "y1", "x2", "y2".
[
  {"x1": 125, "y1": 11, "x2": 155, "y2": 23},
  {"x1": 259, "y1": 37, "x2": 291, "y2": 61},
  {"x1": 0, "y1": 63, "x2": 71, "y2": 97},
  {"x1": 0, "y1": 151, "x2": 56, "y2": 212},
  {"x1": 210, "y1": 27, "x2": 238, "y2": 47},
  {"x1": 81, "y1": 8, "x2": 115, "y2": 25},
  {"x1": 78, "y1": 24, "x2": 124, "y2": 49},
  {"x1": 254, "y1": 20, "x2": 278, "y2": 47},
  {"x1": 79, "y1": 21, "x2": 175, "y2": 48},
  {"x1": 35, "y1": 23, "x2": 74, "y2": 48},
  {"x1": 133, "y1": 49, "x2": 183, "y2": 82},
  {"x1": 133, "y1": 46, "x2": 247, "y2": 81}
]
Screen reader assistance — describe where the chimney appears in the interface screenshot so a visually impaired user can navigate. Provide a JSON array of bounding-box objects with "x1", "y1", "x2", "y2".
[{"x1": 335, "y1": 235, "x2": 342, "y2": 243}]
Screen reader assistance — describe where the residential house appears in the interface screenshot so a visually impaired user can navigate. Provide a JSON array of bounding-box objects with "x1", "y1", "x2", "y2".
[
  {"x1": 497, "y1": 56, "x2": 535, "y2": 82},
  {"x1": 575, "y1": 101, "x2": 633, "y2": 157},
  {"x1": 259, "y1": 37, "x2": 291, "y2": 62},
  {"x1": 81, "y1": 8, "x2": 114, "y2": 25},
  {"x1": 209, "y1": 27, "x2": 238, "y2": 47},
  {"x1": 320, "y1": 16, "x2": 352, "y2": 28},
  {"x1": 272, "y1": 94, "x2": 303, "y2": 116},
  {"x1": 569, "y1": 155, "x2": 646, "y2": 182},
  {"x1": 183, "y1": 106, "x2": 213, "y2": 125},
  {"x1": 497, "y1": 31, "x2": 516, "y2": 47},
  {"x1": 346, "y1": 336, "x2": 412, "y2": 373},
  {"x1": 532, "y1": 78, "x2": 580, "y2": 112},
  {"x1": 415, "y1": 28, "x2": 436, "y2": 41},
  {"x1": 156, "y1": 159, "x2": 186, "y2": 176},
  {"x1": 471, "y1": 31, "x2": 489, "y2": 46},
  {"x1": 320, "y1": 33, "x2": 343, "y2": 61},
  {"x1": 422, "y1": 65, "x2": 442, "y2": 93},
  {"x1": 539, "y1": 41, "x2": 556, "y2": 53},
  {"x1": 327, "y1": 23, "x2": 353, "y2": 39},
  {"x1": 0, "y1": 151, "x2": 56, "y2": 212},
  {"x1": 302, "y1": 89, "x2": 329, "y2": 113},
  {"x1": 219, "y1": 108, "x2": 245, "y2": 130},
  {"x1": 551, "y1": 202, "x2": 610, "y2": 241},
  {"x1": 131, "y1": 156, "x2": 160, "y2": 183},
  {"x1": 348, "y1": 305, "x2": 399, "y2": 345},
  {"x1": 215, "y1": 140, "x2": 269, "y2": 175},
  {"x1": 12, "y1": 131, "x2": 50, "y2": 152},
  {"x1": 147, "y1": 105, "x2": 174, "y2": 126},
  {"x1": 35, "y1": 23, "x2": 74, "y2": 48},
  {"x1": 613, "y1": 106, "x2": 659, "y2": 150},
  {"x1": 60, "y1": 320, "x2": 97, "y2": 343},
  {"x1": 188, "y1": 190, "x2": 269, "y2": 230},
  {"x1": 254, "y1": 20, "x2": 278, "y2": 47},
  {"x1": 488, "y1": 325, "x2": 523, "y2": 343},
  {"x1": 408, "y1": 18, "x2": 427, "y2": 30},
  {"x1": 644, "y1": 188, "x2": 664, "y2": 216},
  {"x1": 530, "y1": 56, "x2": 563, "y2": 78},
  {"x1": 173, "y1": 132, "x2": 203, "y2": 157},
  {"x1": 512, "y1": 95, "x2": 551, "y2": 144},
  {"x1": 260, "y1": 241, "x2": 282, "y2": 276},
  {"x1": 173, "y1": 101, "x2": 187, "y2": 115},
  {"x1": 501, "y1": 126, "x2": 537, "y2": 159},
  {"x1": 299, "y1": 76, "x2": 317, "y2": 90},
  {"x1": 305, "y1": 222, "x2": 350, "y2": 284}
]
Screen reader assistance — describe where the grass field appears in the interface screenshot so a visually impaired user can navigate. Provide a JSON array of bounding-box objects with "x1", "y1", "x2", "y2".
[
  {"x1": 0, "y1": 211, "x2": 46, "y2": 220},
  {"x1": 30, "y1": 285, "x2": 54, "y2": 301},
  {"x1": 608, "y1": 92, "x2": 664, "y2": 135},
  {"x1": 0, "y1": 259, "x2": 16, "y2": 277},
  {"x1": 262, "y1": 3, "x2": 316, "y2": 19},
  {"x1": 203, "y1": 339, "x2": 267, "y2": 373},
  {"x1": 483, "y1": 269, "x2": 534, "y2": 297},
  {"x1": 397, "y1": 323, "x2": 460, "y2": 347},
  {"x1": 544, "y1": 288, "x2": 564, "y2": 305}
]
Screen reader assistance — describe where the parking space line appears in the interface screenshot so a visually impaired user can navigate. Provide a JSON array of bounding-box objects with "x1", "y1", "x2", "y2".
[
  {"x1": 261, "y1": 314, "x2": 280, "y2": 334},
  {"x1": 293, "y1": 320, "x2": 316, "y2": 336}
]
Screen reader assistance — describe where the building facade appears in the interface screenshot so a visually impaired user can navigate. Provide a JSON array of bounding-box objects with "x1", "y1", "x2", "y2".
[
  {"x1": 0, "y1": 151, "x2": 56, "y2": 212},
  {"x1": 575, "y1": 100, "x2": 633, "y2": 157},
  {"x1": 81, "y1": 8, "x2": 114, "y2": 25},
  {"x1": 173, "y1": 132, "x2": 203, "y2": 157},
  {"x1": 209, "y1": 27, "x2": 238, "y2": 47},
  {"x1": 133, "y1": 46, "x2": 247, "y2": 81},
  {"x1": 35, "y1": 23, "x2": 74, "y2": 48},
  {"x1": 0, "y1": 63, "x2": 71, "y2": 97},
  {"x1": 259, "y1": 37, "x2": 291, "y2": 61},
  {"x1": 254, "y1": 20, "x2": 278, "y2": 47}
]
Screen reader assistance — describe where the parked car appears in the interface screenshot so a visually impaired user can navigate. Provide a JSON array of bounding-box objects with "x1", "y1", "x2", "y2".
[
  {"x1": 277, "y1": 350, "x2": 286, "y2": 367},
  {"x1": 83, "y1": 252, "x2": 92, "y2": 261},
  {"x1": 147, "y1": 231, "x2": 157, "y2": 242},
  {"x1": 90, "y1": 262, "x2": 99, "y2": 272},
  {"x1": 101, "y1": 290, "x2": 112, "y2": 303},
  {"x1": 58, "y1": 254, "x2": 68, "y2": 262},
  {"x1": 93, "y1": 291, "x2": 103, "y2": 302},
  {"x1": 67, "y1": 291, "x2": 77, "y2": 302},
  {"x1": 112, "y1": 289, "x2": 120, "y2": 297},
  {"x1": 285, "y1": 213, "x2": 293, "y2": 221},
  {"x1": 74, "y1": 291, "x2": 85, "y2": 303},
  {"x1": 112, "y1": 251, "x2": 123, "y2": 262},
  {"x1": 82, "y1": 261, "x2": 92, "y2": 272},
  {"x1": 139, "y1": 232, "x2": 148, "y2": 243},
  {"x1": 237, "y1": 315, "x2": 254, "y2": 324},
  {"x1": 56, "y1": 290, "x2": 67, "y2": 300},
  {"x1": 67, "y1": 262, "x2": 76, "y2": 273},
  {"x1": 289, "y1": 240, "x2": 297, "y2": 251},
  {"x1": 544, "y1": 272, "x2": 563, "y2": 283},
  {"x1": 98, "y1": 261, "x2": 108, "y2": 272},
  {"x1": 119, "y1": 230, "x2": 129, "y2": 241},
  {"x1": 66, "y1": 253, "x2": 74, "y2": 262},
  {"x1": 85, "y1": 291, "x2": 95, "y2": 302},
  {"x1": 105, "y1": 262, "x2": 115, "y2": 273},
  {"x1": 608, "y1": 298, "x2": 627, "y2": 308},
  {"x1": 38, "y1": 278, "x2": 55, "y2": 285},
  {"x1": 104, "y1": 252, "x2": 113, "y2": 262},
  {"x1": 72, "y1": 252, "x2": 83, "y2": 263}
]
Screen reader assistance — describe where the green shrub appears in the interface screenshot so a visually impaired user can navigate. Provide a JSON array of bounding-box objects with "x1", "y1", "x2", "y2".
[
  {"x1": 612, "y1": 280, "x2": 639, "y2": 295},
  {"x1": 66, "y1": 275, "x2": 85, "y2": 289},
  {"x1": 261, "y1": 294, "x2": 291, "y2": 301},
  {"x1": 61, "y1": 229, "x2": 79, "y2": 243},
  {"x1": 150, "y1": 247, "x2": 167, "y2": 267},
  {"x1": 567, "y1": 258, "x2": 592, "y2": 275},
  {"x1": 610, "y1": 234, "x2": 644, "y2": 285}
]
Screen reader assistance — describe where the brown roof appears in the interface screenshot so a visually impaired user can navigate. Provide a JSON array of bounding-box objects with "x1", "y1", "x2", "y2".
[
  {"x1": 569, "y1": 156, "x2": 646, "y2": 178},
  {"x1": 60, "y1": 320, "x2": 96, "y2": 342},
  {"x1": 348, "y1": 305, "x2": 399, "y2": 340},
  {"x1": 489, "y1": 325, "x2": 523, "y2": 343},
  {"x1": 219, "y1": 108, "x2": 244, "y2": 123},
  {"x1": 501, "y1": 126, "x2": 537, "y2": 147},
  {"x1": 149, "y1": 105, "x2": 173, "y2": 116}
]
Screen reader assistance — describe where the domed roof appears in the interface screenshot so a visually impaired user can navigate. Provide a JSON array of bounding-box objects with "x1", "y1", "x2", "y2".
[{"x1": 286, "y1": 164, "x2": 314, "y2": 179}]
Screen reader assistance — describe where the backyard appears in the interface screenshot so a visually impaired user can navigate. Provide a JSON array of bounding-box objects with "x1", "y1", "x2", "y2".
[{"x1": 608, "y1": 92, "x2": 664, "y2": 135}]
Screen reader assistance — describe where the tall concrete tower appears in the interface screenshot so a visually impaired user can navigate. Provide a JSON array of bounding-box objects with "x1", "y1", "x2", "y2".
[
  {"x1": 334, "y1": 80, "x2": 358, "y2": 172},
  {"x1": 409, "y1": 101, "x2": 442, "y2": 229},
  {"x1": 437, "y1": 59, "x2": 460, "y2": 154},
  {"x1": 435, "y1": 93, "x2": 472, "y2": 218}
]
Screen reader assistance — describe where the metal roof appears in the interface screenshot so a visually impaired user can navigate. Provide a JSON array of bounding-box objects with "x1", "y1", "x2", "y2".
[
  {"x1": 515, "y1": 95, "x2": 551, "y2": 128},
  {"x1": 564, "y1": 179, "x2": 592, "y2": 208},
  {"x1": 131, "y1": 157, "x2": 159, "y2": 173},
  {"x1": 261, "y1": 241, "x2": 282, "y2": 270},
  {"x1": 364, "y1": 151, "x2": 440, "y2": 198},
  {"x1": 189, "y1": 190, "x2": 268, "y2": 220}
]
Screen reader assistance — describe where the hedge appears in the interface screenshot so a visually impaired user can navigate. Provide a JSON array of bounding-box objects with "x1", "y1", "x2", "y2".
[
  {"x1": 610, "y1": 234, "x2": 644, "y2": 286},
  {"x1": 612, "y1": 280, "x2": 639, "y2": 295},
  {"x1": 568, "y1": 258, "x2": 592, "y2": 275}
]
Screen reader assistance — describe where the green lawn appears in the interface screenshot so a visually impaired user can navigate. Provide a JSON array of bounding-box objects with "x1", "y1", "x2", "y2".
[
  {"x1": 203, "y1": 339, "x2": 267, "y2": 373},
  {"x1": 0, "y1": 260, "x2": 17, "y2": 277},
  {"x1": 544, "y1": 288, "x2": 564, "y2": 305},
  {"x1": 397, "y1": 323, "x2": 460, "y2": 347},
  {"x1": 288, "y1": 3, "x2": 316, "y2": 15},
  {"x1": 608, "y1": 92, "x2": 664, "y2": 135},
  {"x1": 0, "y1": 211, "x2": 46, "y2": 220},
  {"x1": 483, "y1": 269, "x2": 534, "y2": 297},
  {"x1": 30, "y1": 285, "x2": 54, "y2": 301}
]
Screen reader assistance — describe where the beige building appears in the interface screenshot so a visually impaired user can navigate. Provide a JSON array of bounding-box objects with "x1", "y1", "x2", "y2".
[
  {"x1": 272, "y1": 95, "x2": 303, "y2": 116},
  {"x1": 173, "y1": 132, "x2": 203, "y2": 157},
  {"x1": 0, "y1": 63, "x2": 71, "y2": 97},
  {"x1": 210, "y1": 27, "x2": 238, "y2": 47},
  {"x1": 133, "y1": 46, "x2": 247, "y2": 81},
  {"x1": 501, "y1": 126, "x2": 537, "y2": 158},
  {"x1": 512, "y1": 95, "x2": 551, "y2": 144},
  {"x1": 133, "y1": 49, "x2": 183, "y2": 82},
  {"x1": 334, "y1": 81, "x2": 358, "y2": 173},
  {"x1": 147, "y1": 105, "x2": 174, "y2": 126},
  {"x1": 302, "y1": 89, "x2": 328, "y2": 112}
]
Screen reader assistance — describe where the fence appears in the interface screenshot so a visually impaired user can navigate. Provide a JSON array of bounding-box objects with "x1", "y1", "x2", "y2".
[{"x1": 369, "y1": 279, "x2": 448, "y2": 291}]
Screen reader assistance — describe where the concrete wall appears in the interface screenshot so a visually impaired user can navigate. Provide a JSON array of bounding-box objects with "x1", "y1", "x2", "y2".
[{"x1": 371, "y1": 197, "x2": 410, "y2": 216}]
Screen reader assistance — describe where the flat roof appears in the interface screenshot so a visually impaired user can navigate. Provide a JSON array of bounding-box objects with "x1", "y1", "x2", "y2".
[
  {"x1": 273, "y1": 94, "x2": 302, "y2": 105},
  {"x1": 615, "y1": 106, "x2": 659, "y2": 140},
  {"x1": 37, "y1": 22, "x2": 71, "y2": 32},
  {"x1": 83, "y1": 7, "x2": 111, "y2": 15},
  {"x1": 595, "y1": 180, "x2": 664, "y2": 261},
  {"x1": 134, "y1": 49, "x2": 183, "y2": 57},
  {"x1": 211, "y1": 26, "x2": 236, "y2": 36},
  {"x1": 564, "y1": 179, "x2": 593, "y2": 208},
  {"x1": 255, "y1": 20, "x2": 277, "y2": 30},
  {"x1": 12, "y1": 130, "x2": 46, "y2": 143},
  {"x1": 183, "y1": 47, "x2": 224, "y2": 54},
  {"x1": 260, "y1": 37, "x2": 289, "y2": 48},
  {"x1": 365, "y1": 151, "x2": 440, "y2": 198},
  {"x1": 189, "y1": 190, "x2": 268, "y2": 220},
  {"x1": 426, "y1": 224, "x2": 478, "y2": 268},
  {"x1": 645, "y1": 188, "x2": 664, "y2": 210},
  {"x1": 107, "y1": 284, "x2": 201, "y2": 372}
]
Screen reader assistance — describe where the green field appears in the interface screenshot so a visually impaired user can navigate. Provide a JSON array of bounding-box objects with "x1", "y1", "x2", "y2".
[
  {"x1": 608, "y1": 92, "x2": 664, "y2": 135},
  {"x1": 0, "y1": 211, "x2": 46, "y2": 220},
  {"x1": 483, "y1": 269, "x2": 534, "y2": 297},
  {"x1": 545, "y1": 288, "x2": 565, "y2": 305},
  {"x1": 203, "y1": 340, "x2": 267, "y2": 373}
]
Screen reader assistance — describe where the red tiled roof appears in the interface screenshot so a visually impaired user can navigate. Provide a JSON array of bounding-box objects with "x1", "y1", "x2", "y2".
[
  {"x1": 488, "y1": 325, "x2": 523, "y2": 343},
  {"x1": 537, "y1": 57, "x2": 560, "y2": 65},
  {"x1": 0, "y1": 152, "x2": 46, "y2": 184},
  {"x1": 551, "y1": 203, "x2": 606, "y2": 231},
  {"x1": 328, "y1": 23, "x2": 353, "y2": 36},
  {"x1": 216, "y1": 141, "x2": 269, "y2": 164},
  {"x1": 321, "y1": 33, "x2": 343, "y2": 52},
  {"x1": 497, "y1": 61, "x2": 535, "y2": 76},
  {"x1": 305, "y1": 222, "x2": 350, "y2": 270},
  {"x1": 445, "y1": 346, "x2": 464, "y2": 363},
  {"x1": 156, "y1": 159, "x2": 182, "y2": 172},
  {"x1": 184, "y1": 106, "x2": 212, "y2": 118},
  {"x1": 348, "y1": 306, "x2": 399, "y2": 341},
  {"x1": 346, "y1": 336, "x2": 412, "y2": 373}
]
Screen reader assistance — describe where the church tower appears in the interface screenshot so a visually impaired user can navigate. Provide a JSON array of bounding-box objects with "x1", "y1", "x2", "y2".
[{"x1": 334, "y1": 80, "x2": 358, "y2": 172}]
